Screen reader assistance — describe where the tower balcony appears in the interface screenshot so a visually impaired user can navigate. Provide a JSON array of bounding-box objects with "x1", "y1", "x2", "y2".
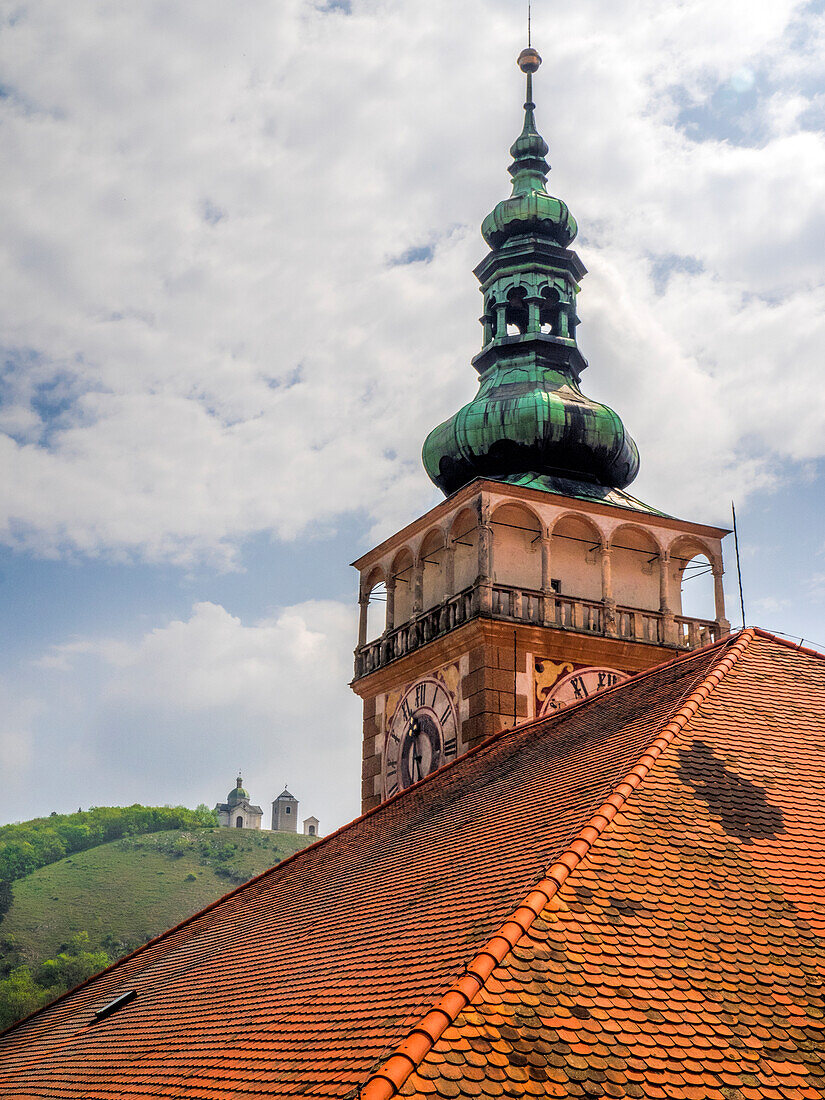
[
  {"x1": 352, "y1": 480, "x2": 730, "y2": 685},
  {"x1": 354, "y1": 579, "x2": 722, "y2": 681}
]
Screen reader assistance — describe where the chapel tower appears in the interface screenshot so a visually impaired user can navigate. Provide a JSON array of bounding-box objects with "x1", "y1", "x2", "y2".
[{"x1": 351, "y1": 46, "x2": 730, "y2": 813}]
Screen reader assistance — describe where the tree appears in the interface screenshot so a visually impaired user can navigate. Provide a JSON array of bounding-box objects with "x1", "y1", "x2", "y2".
[
  {"x1": 35, "y1": 933, "x2": 109, "y2": 992},
  {"x1": 0, "y1": 967, "x2": 48, "y2": 1030}
]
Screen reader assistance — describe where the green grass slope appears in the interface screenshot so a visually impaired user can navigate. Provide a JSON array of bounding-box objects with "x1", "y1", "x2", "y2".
[{"x1": 0, "y1": 827, "x2": 313, "y2": 1026}]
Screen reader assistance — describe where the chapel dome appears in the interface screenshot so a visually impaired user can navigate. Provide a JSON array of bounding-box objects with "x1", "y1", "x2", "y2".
[{"x1": 227, "y1": 777, "x2": 249, "y2": 805}]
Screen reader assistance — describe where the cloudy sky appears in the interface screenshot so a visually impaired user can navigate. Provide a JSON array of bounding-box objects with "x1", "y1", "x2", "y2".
[{"x1": 2, "y1": 0, "x2": 825, "y2": 831}]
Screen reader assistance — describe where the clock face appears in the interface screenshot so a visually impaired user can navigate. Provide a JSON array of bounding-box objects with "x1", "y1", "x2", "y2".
[
  {"x1": 539, "y1": 666, "x2": 628, "y2": 716},
  {"x1": 383, "y1": 676, "x2": 459, "y2": 798}
]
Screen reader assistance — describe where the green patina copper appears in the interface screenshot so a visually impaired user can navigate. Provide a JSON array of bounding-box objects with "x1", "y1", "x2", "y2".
[
  {"x1": 495, "y1": 473, "x2": 669, "y2": 518},
  {"x1": 423, "y1": 50, "x2": 642, "y2": 505},
  {"x1": 480, "y1": 71, "x2": 577, "y2": 250},
  {"x1": 227, "y1": 782, "x2": 249, "y2": 805}
]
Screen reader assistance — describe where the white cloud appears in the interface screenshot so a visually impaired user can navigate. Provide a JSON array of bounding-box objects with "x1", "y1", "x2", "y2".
[
  {"x1": 751, "y1": 595, "x2": 790, "y2": 615},
  {"x1": 21, "y1": 599, "x2": 362, "y2": 830},
  {"x1": 0, "y1": 0, "x2": 823, "y2": 562}
]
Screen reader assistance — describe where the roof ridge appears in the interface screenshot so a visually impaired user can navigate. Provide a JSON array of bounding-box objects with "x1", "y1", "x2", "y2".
[
  {"x1": 359, "y1": 628, "x2": 757, "y2": 1100},
  {"x1": 751, "y1": 626, "x2": 825, "y2": 660},
  {"x1": 341, "y1": 635, "x2": 745, "y2": 852}
]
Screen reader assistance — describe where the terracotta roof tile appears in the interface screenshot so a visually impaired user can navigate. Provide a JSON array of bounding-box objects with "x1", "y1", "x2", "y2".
[
  {"x1": 385, "y1": 632, "x2": 825, "y2": 1100},
  {"x1": 3, "y1": 631, "x2": 825, "y2": 1099}
]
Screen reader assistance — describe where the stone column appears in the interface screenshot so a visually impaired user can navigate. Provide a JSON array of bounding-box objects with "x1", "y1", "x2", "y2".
[
  {"x1": 385, "y1": 574, "x2": 396, "y2": 633},
  {"x1": 540, "y1": 534, "x2": 554, "y2": 626},
  {"x1": 494, "y1": 304, "x2": 507, "y2": 340},
  {"x1": 444, "y1": 542, "x2": 455, "y2": 597},
  {"x1": 658, "y1": 551, "x2": 671, "y2": 611},
  {"x1": 713, "y1": 563, "x2": 731, "y2": 636},
  {"x1": 412, "y1": 557, "x2": 424, "y2": 616},
  {"x1": 358, "y1": 591, "x2": 370, "y2": 648},
  {"x1": 477, "y1": 499, "x2": 493, "y2": 616},
  {"x1": 600, "y1": 545, "x2": 617, "y2": 637},
  {"x1": 658, "y1": 551, "x2": 678, "y2": 646}
]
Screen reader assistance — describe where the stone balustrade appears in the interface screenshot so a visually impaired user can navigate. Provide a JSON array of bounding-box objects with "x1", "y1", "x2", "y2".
[{"x1": 353, "y1": 581, "x2": 722, "y2": 680}]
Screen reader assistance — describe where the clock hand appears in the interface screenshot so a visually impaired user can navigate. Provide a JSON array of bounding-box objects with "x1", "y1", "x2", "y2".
[{"x1": 409, "y1": 717, "x2": 421, "y2": 783}]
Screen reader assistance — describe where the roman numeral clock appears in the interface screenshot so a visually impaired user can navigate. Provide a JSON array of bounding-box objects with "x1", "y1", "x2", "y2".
[
  {"x1": 537, "y1": 665, "x2": 627, "y2": 715},
  {"x1": 383, "y1": 675, "x2": 459, "y2": 798}
]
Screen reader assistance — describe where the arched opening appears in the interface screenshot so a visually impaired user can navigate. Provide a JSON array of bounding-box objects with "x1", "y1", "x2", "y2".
[
  {"x1": 450, "y1": 509, "x2": 478, "y2": 592},
  {"x1": 491, "y1": 504, "x2": 542, "y2": 590},
  {"x1": 550, "y1": 515, "x2": 603, "y2": 602},
  {"x1": 505, "y1": 287, "x2": 529, "y2": 336},
  {"x1": 421, "y1": 528, "x2": 446, "y2": 611},
  {"x1": 482, "y1": 295, "x2": 498, "y2": 344},
  {"x1": 672, "y1": 542, "x2": 716, "y2": 623},
  {"x1": 235, "y1": 816, "x2": 243, "y2": 828},
  {"x1": 363, "y1": 567, "x2": 387, "y2": 643},
  {"x1": 391, "y1": 549, "x2": 415, "y2": 625},
  {"x1": 308, "y1": 824, "x2": 316, "y2": 836},
  {"x1": 539, "y1": 287, "x2": 561, "y2": 335},
  {"x1": 610, "y1": 526, "x2": 661, "y2": 612},
  {"x1": 365, "y1": 582, "x2": 386, "y2": 639}
]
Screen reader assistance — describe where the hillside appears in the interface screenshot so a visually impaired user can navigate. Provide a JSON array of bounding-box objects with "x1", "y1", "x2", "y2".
[{"x1": 0, "y1": 827, "x2": 313, "y2": 1028}]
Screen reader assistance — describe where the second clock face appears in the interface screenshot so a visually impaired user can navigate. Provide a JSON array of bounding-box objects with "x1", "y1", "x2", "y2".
[
  {"x1": 384, "y1": 677, "x2": 458, "y2": 798},
  {"x1": 539, "y1": 666, "x2": 628, "y2": 716}
]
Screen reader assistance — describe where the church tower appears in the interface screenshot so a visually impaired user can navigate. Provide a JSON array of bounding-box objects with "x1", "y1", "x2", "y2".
[{"x1": 351, "y1": 46, "x2": 730, "y2": 814}]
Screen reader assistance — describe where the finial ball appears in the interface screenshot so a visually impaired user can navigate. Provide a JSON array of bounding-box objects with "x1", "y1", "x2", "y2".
[{"x1": 517, "y1": 47, "x2": 542, "y2": 74}]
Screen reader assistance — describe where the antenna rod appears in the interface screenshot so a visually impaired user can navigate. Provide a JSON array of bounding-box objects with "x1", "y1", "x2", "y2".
[
  {"x1": 731, "y1": 501, "x2": 746, "y2": 629},
  {"x1": 528, "y1": 2, "x2": 532, "y2": 47}
]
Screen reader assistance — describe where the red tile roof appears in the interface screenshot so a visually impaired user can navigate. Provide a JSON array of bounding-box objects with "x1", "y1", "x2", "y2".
[{"x1": 2, "y1": 629, "x2": 825, "y2": 1100}]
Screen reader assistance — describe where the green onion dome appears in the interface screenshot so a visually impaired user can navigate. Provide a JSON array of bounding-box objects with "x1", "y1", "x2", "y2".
[
  {"x1": 482, "y1": 187, "x2": 577, "y2": 250},
  {"x1": 227, "y1": 777, "x2": 249, "y2": 805},
  {"x1": 480, "y1": 76, "x2": 577, "y2": 249},
  {"x1": 423, "y1": 359, "x2": 639, "y2": 497},
  {"x1": 422, "y1": 46, "x2": 639, "y2": 500}
]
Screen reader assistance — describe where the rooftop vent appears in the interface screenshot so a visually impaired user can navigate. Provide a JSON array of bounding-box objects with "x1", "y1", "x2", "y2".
[{"x1": 92, "y1": 989, "x2": 137, "y2": 1022}]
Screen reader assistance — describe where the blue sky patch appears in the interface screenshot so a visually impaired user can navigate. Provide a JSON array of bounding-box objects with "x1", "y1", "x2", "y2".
[
  {"x1": 202, "y1": 199, "x2": 226, "y2": 225},
  {"x1": 388, "y1": 243, "x2": 434, "y2": 266},
  {"x1": 649, "y1": 253, "x2": 704, "y2": 295},
  {"x1": 671, "y1": 70, "x2": 772, "y2": 147},
  {"x1": 30, "y1": 375, "x2": 80, "y2": 428},
  {"x1": 265, "y1": 365, "x2": 303, "y2": 390}
]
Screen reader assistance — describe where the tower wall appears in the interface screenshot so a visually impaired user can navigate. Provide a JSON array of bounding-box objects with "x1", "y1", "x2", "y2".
[
  {"x1": 355, "y1": 611, "x2": 698, "y2": 814},
  {"x1": 352, "y1": 480, "x2": 729, "y2": 815},
  {"x1": 272, "y1": 797, "x2": 298, "y2": 833}
]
